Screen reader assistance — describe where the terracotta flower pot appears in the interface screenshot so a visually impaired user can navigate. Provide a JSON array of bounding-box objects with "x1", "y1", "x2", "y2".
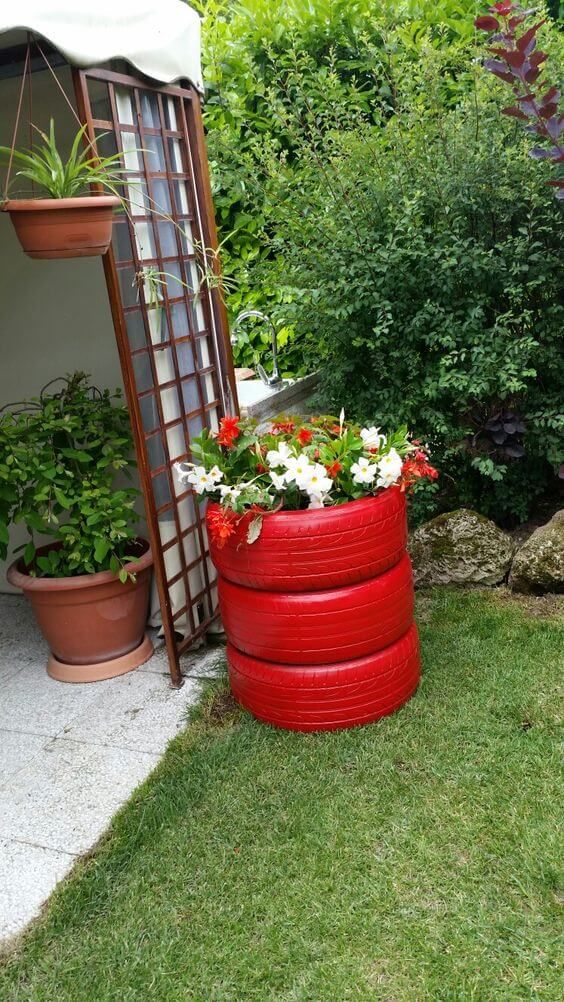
[
  {"x1": 208, "y1": 493, "x2": 420, "y2": 732},
  {"x1": 2, "y1": 195, "x2": 119, "y2": 259},
  {"x1": 7, "y1": 540, "x2": 154, "y2": 683}
]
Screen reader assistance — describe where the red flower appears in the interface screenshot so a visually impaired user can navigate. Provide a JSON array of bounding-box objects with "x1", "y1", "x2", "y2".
[
  {"x1": 273, "y1": 420, "x2": 296, "y2": 435},
  {"x1": 325, "y1": 461, "x2": 342, "y2": 478},
  {"x1": 256, "y1": 463, "x2": 267, "y2": 474},
  {"x1": 400, "y1": 454, "x2": 439, "y2": 492},
  {"x1": 207, "y1": 507, "x2": 239, "y2": 548},
  {"x1": 217, "y1": 416, "x2": 241, "y2": 448},
  {"x1": 330, "y1": 425, "x2": 341, "y2": 435},
  {"x1": 297, "y1": 428, "x2": 313, "y2": 446}
]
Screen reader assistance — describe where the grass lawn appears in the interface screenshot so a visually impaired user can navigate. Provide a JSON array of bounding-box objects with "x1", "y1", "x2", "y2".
[{"x1": 1, "y1": 588, "x2": 562, "y2": 1000}]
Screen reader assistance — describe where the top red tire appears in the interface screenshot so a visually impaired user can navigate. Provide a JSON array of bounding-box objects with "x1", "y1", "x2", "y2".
[{"x1": 208, "y1": 487, "x2": 407, "y2": 592}]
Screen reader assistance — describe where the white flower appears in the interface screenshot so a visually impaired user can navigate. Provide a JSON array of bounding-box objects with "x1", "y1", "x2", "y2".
[
  {"x1": 208, "y1": 465, "x2": 224, "y2": 484},
  {"x1": 174, "y1": 461, "x2": 192, "y2": 485},
  {"x1": 360, "y1": 426, "x2": 387, "y2": 452},
  {"x1": 376, "y1": 448, "x2": 403, "y2": 488},
  {"x1": 219, "y1": 484, "x2": 241, "y2": 502},
  {"x1": 305, "y1": 464, "x2": 333, "y2": 497},
  {"x1": 350, "y1": 456, "x2": 378, "y2": 485},
  {"x1": 269, "y1": 470, "x2": 287, "y2": 491},
  {"x1": 308, "y1": 494, "x2": 326, "y2": 509},
  {"x1": 185, "y1": 465, "x2": 215, "y2": 494},
  {"x1": 266, "y1": 441, "x2": 293, "y2": 468},
  {"x1": 285, "y1": 453, "x2": 315, "y2": 489},
  {"x1": 175, "y1": 462, "x2": 224, "y2": 495}
]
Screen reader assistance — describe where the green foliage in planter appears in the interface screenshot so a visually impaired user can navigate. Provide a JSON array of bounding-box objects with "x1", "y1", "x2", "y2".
[
  {"x1": 0, "y1": 373, "x2": 140, "y2": 579},
  {"x1": 254, "y1": 65, "x2": 564, "y2": 524},
  {"x1": 0, "y1": 120, "x2": 128, "y2": 200}
]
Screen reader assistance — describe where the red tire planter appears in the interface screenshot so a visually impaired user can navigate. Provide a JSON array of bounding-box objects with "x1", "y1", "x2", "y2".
[
  {"x1": 208, "y1": 486, "x2": 407, "y2": 591},
  {"x1": 209, "y1": 492, "x2": 420, "y2": 732}
]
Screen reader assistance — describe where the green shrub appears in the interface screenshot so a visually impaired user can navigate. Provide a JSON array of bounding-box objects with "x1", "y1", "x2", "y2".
[
  {"x1": 197, "y1": 0, "x2": 479, "y2": 369},
  {"x1": 256, "y1": 78, "x2": 563, "y2": 524},
  {"x1": 195, "y1": 0, "x2": 562, "y2": 523}
]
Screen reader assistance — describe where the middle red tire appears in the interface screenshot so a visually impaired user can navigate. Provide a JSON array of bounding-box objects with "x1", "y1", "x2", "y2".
[{"x1": 218, "y1": 552, "x2": 414, "y2": 665}]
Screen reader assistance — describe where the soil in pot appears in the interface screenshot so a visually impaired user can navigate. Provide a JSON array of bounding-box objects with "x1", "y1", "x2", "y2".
[
  {"x1": 3, "y1": 195, "x2": 119, "y2": 259},
  {"x1": 7, "y1": 539, "x2": 154, "y2": 682}
]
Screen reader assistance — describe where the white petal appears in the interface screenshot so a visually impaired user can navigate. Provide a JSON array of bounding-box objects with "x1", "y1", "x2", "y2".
[
  {"x1": 266, "y1": 449, "x2": 285, "y2": 468},
  {"x1": 270, "y1": 471, "x2": 287, "y2": 490},
  {"x1": 308, "y1": 494, "x2": 326, "y2": 509}
]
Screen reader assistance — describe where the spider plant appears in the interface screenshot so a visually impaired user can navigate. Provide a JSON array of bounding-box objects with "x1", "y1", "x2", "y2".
[{"x1": 0, "y1": 119, "x2": 127, "y2": 200}]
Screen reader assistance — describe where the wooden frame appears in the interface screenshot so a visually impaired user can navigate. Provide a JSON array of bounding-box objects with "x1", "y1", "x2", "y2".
[{"x1": 73, "y1": 67, "x2": 237, "y2": 686}]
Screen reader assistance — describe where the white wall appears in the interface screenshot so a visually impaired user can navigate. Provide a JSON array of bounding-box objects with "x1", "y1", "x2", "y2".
[{"x1": 0, "y1": 65, "x2": 127, "y2": 590}]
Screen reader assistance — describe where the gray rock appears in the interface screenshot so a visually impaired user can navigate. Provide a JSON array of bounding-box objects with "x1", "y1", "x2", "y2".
[
  {"x1": 508, "y1": 510, "x2": 564, "y2": 594},
  {"x1": 409, "y1": 509, "x2": 514, "y2": 587}
]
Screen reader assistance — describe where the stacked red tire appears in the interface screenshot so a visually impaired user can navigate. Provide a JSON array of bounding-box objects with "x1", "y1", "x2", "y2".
[{"x1": 208, "y1": 486, "x2": 420, "y2": 732}]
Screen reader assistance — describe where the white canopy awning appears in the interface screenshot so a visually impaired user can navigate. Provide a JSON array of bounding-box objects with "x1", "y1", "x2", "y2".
[{"x1": 0, "y1": 0, "x2": 203, "y2": 91}]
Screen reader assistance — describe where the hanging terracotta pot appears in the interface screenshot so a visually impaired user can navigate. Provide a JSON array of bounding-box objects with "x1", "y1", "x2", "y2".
[
  {"x1": 7, "y1": 539, "x2": 154, "y2": 682},
  {"x1": 2, "y1": 194, "x2": 120, "y2": 259}
]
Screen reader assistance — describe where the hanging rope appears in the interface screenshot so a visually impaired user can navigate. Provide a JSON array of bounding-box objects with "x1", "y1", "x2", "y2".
[
  {"x1": 3, "y1": 42, "x2": 31, "y2": 200},
  {"x1": 3, "y1": 35, "x2": 87, "y2": 201},
  {"x1": 27, "y1": 35, "x2": 33, "y2": 190},
  {"x1": 34, "y1": 41, "x2": 84, "y2": 130}
]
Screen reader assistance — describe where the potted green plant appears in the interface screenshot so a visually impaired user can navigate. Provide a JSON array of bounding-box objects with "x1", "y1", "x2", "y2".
[
  {"x1": 0, "y1": 120, "x2": 124, "y2": 258},
  {"x1": 1, "y1": 373, "x2": 153, "y2": 682}
]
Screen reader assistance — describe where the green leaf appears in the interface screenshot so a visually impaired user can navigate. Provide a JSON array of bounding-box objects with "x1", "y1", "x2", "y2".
[
  {"x1": 23, "y1": 541, "x2": 36, "y2": 567},
  {"x1": 54, "y1": 488, "x2": 72, "y2": 509},
  {"x1": 94, "y1": 539, "x2": 111, "y2": 564},
  {"x1": 60, "y1": 449, "x2": 92, "y2": 463},
  {"x1": 25, "y1": 511, "x2": 48, "y2": 532}
]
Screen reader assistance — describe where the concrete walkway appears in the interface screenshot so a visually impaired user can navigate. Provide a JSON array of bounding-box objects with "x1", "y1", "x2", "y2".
[{"x1": 0, "y1": 594, "x2": 223, "y2": 943}]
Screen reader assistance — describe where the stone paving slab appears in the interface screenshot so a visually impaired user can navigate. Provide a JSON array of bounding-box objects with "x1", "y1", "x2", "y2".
[
  {"x1": 0, "y1": 665, "x2": 103, "y2": 737},
  {"x1": 0, "y1": 737, "x2": 160, "y2": 855},
  {"x1": 61, "y1": 670, "x2": 201, "y2": 755},
  {"x1": 0, "y1": 839, "x2": 76, "y2": 942},
  {"x1": 0, "y1": 594, "x2": 227, "y2": 944},
  {"x1": 0, "y1": 730, "x2": 46, "y2": 787},
  {"x1": 0, "y1": 594, "x2": 40, "y2": 683}
]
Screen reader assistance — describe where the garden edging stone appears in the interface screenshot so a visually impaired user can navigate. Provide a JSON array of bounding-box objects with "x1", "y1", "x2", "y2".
[
  {"x1": 509, "y1": 510, "x2": 564, "y2": 594},
  {"x1": 409, "y1": 508, "x2": 514, "y2": 587}
]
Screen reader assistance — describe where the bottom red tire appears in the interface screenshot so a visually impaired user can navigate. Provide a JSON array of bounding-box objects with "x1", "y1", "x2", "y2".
[{"x1": 227, "y1": 624, "x2": 420, "y2": 732}]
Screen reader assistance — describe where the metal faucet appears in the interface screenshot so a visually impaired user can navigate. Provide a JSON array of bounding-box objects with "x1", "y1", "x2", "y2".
[{"x1": 230, "y1": 310, "x2": 283, "y2": 387}]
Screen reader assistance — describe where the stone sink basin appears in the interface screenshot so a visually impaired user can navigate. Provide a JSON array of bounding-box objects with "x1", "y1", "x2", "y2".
[{"x1": 236, "y1": 373, "x2": 319, "y2": 419}]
